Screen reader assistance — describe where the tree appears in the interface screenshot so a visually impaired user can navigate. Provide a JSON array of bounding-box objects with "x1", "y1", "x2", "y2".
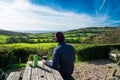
[{"x1": 92, "y1": 28, "x2": 120, "y2": 44}]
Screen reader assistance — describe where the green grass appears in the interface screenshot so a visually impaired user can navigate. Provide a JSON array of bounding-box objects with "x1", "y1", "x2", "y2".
[
  {"x1": 0, "y1": 35, "x2": 9, "y2": 38},
  {"x1": 39, "y1": 33, "x2": 53, "y2": 37},
  {"x1": 66, "y1": 37, "x2": 79, "y2": 40},
  {"x1": 64, "y1": 34, "x2": 76, "y2": 37},
  {"x1": 29, "y1": 39, "x2": 38, "y2": 42},
  {"x1": 0, "y1": 43, "x2": 57, "y2": 49},
  {"x1": 0, "y1": 43, "x2": 97, "y2": 49},
  {"x1": 86, "y1": 33, "x2": 97, "y2": 36},
  {"x1": 80, "y1": 37, "x2": 87, "y2": 42},
  {"x1": 0, "y1": 43, "x2": 102, "y2": 51},
  {"x1": 0, "y1": 35, "x2": 9, "y2": 43}
]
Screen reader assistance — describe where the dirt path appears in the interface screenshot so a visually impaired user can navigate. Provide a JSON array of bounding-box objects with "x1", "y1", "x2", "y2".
[{"x1": 73, "y1": 59, "x2": 119, "y2": 80}]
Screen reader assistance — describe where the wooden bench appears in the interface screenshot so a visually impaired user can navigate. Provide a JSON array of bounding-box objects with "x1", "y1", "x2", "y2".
[
  {"x1": 22, "y1": 61, "x2": 63, "y2": 80},
  {"x1": 7, "y1": 71, "x2": 21, "y2": 80}
]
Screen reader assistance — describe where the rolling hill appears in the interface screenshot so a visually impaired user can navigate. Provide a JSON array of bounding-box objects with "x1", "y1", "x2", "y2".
[
  {"x1": 0, "y1": 29, "x2": 29, "y2": 36},
  {"x1": 0, "y1": 27, "x2": 119, "y2": 44}
]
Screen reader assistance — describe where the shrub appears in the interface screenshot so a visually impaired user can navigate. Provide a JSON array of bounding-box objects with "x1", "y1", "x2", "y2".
[
  {"x1": 0, "y1": 45, "x2": 56, "y2": 67},
  {"x1": 13, "y1": 48, "x2": 31, "y2": 63},
  {"x1": 76, "y1": 44, "x2": 120, "y2": 61},
  {"x1": 28, "y1": 54, "x2": 34, "y2": 61},
  {"x1": 0, "y1": 47, "x2": 17, "y2": 67}
]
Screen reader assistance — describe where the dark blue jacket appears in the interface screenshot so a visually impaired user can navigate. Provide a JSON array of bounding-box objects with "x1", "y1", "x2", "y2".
[{"x1": 45, "y1": 42, "x2": 75, "y2": 76}]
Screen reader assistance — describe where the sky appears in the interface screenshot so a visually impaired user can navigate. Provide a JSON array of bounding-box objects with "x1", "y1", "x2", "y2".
[{"x1": 0, "y1": 0, "x2": 120, "y2": 31}]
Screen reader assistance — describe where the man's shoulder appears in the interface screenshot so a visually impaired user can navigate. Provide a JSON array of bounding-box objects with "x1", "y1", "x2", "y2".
[
  {"x1": 54, "y1": 46, "x2": 61, "y2": 51},
  {"x1": 55, "y1": 43, "x2": 74, "y2": 50},
  {"x1": 54, "y1": 44, "x2": 65, "y2": 51},
  {"x1": 66, "y1": 43, "x2": 74, "y2": 48}
]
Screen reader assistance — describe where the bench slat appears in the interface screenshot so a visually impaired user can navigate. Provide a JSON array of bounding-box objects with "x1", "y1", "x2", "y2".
[
  {"x1": 51, "y1": 69, "x2": 63, "y2": 80},
  {"x1": 22, "y1": 61, "x2": 32, "y2": 80},
  {"x1": 31, "y1": 68, "x2": 39, "y2": 80},
  {"x1": 44, "y1": 64, "x2": 55, "y2": 80},
  {"x1": 38, "y1": 61, "x2": 47, "y2": 80},
  {"x1": 7, "y1": 72, "x2": 15, "y2": 80},
  {"x1": 13, "y1": 72, "x2": 21, "y2": 80},
  {"x1": 7, "y1": 72, "x2": 21, "y2": 80}
]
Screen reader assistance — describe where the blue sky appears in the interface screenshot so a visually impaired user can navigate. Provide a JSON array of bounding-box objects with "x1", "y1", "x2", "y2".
[{"x1": 0, "y1": 0, "x2": 120, "y2": 31}]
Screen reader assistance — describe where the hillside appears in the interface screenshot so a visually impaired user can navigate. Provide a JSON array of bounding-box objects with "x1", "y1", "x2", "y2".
[
  {"x1": 66, "y1": 27, "x2": 116, "y2": 33},
  {"x1": 0, "y1": 27, "x2": 119, "y2": 44},
  {"x1": 0, "y1": 29, "x2": 29, "y2": 36},
  {"x1": 0, "y1": 27, "x2": 117, "y2": 36}
]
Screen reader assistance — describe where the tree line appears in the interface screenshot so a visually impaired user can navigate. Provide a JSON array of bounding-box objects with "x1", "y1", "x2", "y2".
[{"x1": 87, "y1": 28, "x2": 120, "y2": 44}]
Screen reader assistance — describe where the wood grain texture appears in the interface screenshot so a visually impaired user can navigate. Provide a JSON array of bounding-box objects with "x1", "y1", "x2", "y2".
[
  {"x1": 44, "y1": 65, "x2": 55, "y2": 80},
  {"x1": 22, "y1": 61, "x2": 63, "y2": 80},
  {"x1": 51, "y1": 69, "x2": 63, "y2": 80},
  {"x1": 22, "y1": 61, "x2": 32, "y2": 80},
  {"x1": 38, "y1": 61, "x2": 47, "y2": 80},
  {"x1": 7, "y1": 72, "x2": 21, "y2": 80}
]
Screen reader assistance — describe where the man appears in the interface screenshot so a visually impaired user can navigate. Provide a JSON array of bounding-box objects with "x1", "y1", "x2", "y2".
[{"x1": 44, "y1": 32, "x2": 75, "y2": 80}]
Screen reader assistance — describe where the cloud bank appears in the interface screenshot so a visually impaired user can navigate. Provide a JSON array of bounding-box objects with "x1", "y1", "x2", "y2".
[{"x1": 0, "y1": 0, "x2": 116, "y2": 31}]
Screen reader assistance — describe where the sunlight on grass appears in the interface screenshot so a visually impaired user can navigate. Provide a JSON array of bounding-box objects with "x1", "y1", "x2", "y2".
[
  {"x1": 0, "y1": 35, "x2": 9, "y2": 43},
  {"x1": 0, "y1": 43, "x2": 57, "y2": 49}
]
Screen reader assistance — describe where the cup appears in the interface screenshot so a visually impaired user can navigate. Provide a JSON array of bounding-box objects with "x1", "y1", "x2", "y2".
[{"x1": 42, "y1": 56, "x2": 47, "y2": 60}]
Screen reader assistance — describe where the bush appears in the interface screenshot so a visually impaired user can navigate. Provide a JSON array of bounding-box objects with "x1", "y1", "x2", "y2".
[
  {"x1": 0, "y1": 47, "x2": 17, "y2": 67},
  {"x1": 76, "y1": 44, "x2": 120, "y2": 61},
  {"x1": 12, "y1": 47, "x2": 39, "y2": 63},
  {"x1": 28, "y1": 54, "x2": 34, "y2": 61},
  {"x1": 0, "y1": 45, "x2": 56, "y2": 67}
]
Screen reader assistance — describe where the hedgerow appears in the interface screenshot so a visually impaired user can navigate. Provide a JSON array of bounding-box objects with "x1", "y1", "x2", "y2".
[{"x1": 0, "y1": 43, "x2": 120, "y2": 67}]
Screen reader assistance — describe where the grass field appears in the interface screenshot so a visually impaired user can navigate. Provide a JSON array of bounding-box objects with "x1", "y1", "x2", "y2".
[
  {"x1": 0, "y1": 35, "x2": 9, "y2": 43},
  {"x1": 0, "y1": 27, "x2": 116, "y2": 44},
  {"x1": 0, "y1": 43, "x2": 57, "y2": 49},
  {"x1": 0, "y1": 43, "x2": 97, "y2": 50}
]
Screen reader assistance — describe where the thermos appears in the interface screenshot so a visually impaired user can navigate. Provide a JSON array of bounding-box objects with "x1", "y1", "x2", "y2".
[{"x1": 33, "y1": 54, "x2": 38, "y2": 67}]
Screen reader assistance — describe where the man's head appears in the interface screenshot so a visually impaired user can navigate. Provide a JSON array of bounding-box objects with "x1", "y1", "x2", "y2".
[{"x1": 55, "y1": 32, "x2": 65, "y2": 42}]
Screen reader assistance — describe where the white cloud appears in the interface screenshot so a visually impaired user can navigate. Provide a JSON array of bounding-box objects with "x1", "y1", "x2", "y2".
[{"x1": 0, "y1": 0, "x2": 115, "y2": 31}]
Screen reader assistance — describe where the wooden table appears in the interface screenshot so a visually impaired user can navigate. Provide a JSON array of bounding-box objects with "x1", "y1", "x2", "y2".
[{"x1": 22, "y1": 61, "x2": 63, "y2": 80}]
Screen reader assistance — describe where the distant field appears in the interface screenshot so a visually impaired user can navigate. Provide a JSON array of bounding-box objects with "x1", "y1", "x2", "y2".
[
  {"x1": 0, "y1": 27, "x2": 118, "y2": 44},
  {"x1": 0, "y1": 35, "x2": 9, "y2": 43},
  {"x1": 0, "y1": 43, "x2": 97, "y2": 50},
  {"x1": 0, "y1": 43, "x2": 57, "y2": 49}
]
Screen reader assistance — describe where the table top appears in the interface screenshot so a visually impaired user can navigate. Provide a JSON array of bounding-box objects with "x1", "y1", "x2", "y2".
[{"x1": 22, "y1": 61, "x2": 63, "y2": 80}]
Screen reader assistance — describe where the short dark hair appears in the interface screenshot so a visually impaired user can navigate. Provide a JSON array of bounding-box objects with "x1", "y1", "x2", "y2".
[{"x1": 55, "y1": 32, "x2": 65, "y2": 42}]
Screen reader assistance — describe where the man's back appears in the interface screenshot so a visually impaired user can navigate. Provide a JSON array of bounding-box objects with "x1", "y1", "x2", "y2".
[{"x1": 54, "y1": 42, "x2": 75, "y2": 76}]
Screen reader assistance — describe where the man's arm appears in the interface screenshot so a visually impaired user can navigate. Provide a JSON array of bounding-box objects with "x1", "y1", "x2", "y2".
[{"x1": 45, "y1": 48, "x2": 60, "y2": 71}]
